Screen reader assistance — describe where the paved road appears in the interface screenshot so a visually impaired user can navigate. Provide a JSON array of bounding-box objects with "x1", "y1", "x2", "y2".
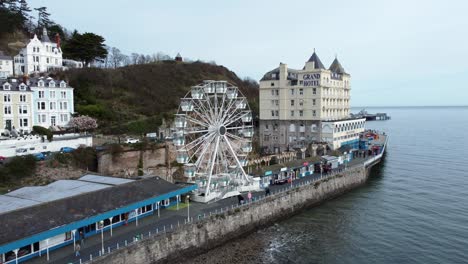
[{"x1": 24, "y1": 159, "x2": 367, "y2": 264}]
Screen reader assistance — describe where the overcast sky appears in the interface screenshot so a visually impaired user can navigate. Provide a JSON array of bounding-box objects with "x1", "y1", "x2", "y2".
[{"x1": 34, "y1": 0, "x2": 468, "y2": 106}]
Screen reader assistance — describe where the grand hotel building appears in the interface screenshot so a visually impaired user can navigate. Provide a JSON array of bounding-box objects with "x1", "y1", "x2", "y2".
[{"x1": 259, "y1": 51, "x2": 365, "y2": 153}]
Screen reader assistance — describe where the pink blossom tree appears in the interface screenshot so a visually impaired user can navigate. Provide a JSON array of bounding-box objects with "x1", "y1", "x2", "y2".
[{"x1": 68, "y1": 115, "x2": 98, "y2": 133}]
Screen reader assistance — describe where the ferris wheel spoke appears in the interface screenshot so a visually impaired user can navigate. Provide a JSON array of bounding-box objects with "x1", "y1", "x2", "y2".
[
  {"x1": 205, "y1": 136, "x2": 221, "y2": 195},
  {"x1": 189, "y1": 132, "x2": 216, "y2": 162},
  {"x1": 219, "y1": 99, "x2": 238, "y2": 123},
  {"x1": 216, "y1": 92, "x2": 228, "y2": 123},
  {"x1": 191, "y1": 101, "x2": 213, "y2": 125},
  {"x1": 223, "y1": 110, "x2": 249, "y2": 127},
  {"x1": 185, "y1": 115, "x2": 209, "y2": 128},
  {"x1": 194, "y1": 133, "x2": 216, "y2": 168},
  {"x1": 223, "y1": 135, "x2": 250, "y2": 182},
  {"x1": 185, "y1": 131, "x2": 214, "y2": 151},
  {"x1": 225, "y1": 131, "x2": 250, "y2": 143},
  {"x1": 226, "y1": 125, "x2": 252, "y2": 131}
]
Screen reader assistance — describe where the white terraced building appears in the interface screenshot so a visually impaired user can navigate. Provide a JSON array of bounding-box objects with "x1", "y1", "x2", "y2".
[
  {"x1": 13, "y1": 28, "x2": 63, "y2": 75},
  {"x1": 259, "y1": 51, "x2": 365, "y2": 153},
  {"x1": 0, "y1": 52, "x2": 13, "y2": 79}
]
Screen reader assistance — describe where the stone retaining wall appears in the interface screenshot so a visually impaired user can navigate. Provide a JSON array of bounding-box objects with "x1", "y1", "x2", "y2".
[{"x1": 92, "y1": 165, "x2": 369, "y2": 264}]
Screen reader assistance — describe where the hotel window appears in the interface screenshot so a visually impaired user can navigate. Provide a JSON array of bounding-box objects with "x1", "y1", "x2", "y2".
[
  {"x1": 40, "y1": 114, "x2": 46, "y2": 123},
  {"x1": 55, "y1": 58, "x2": 58, "y2": 65},
  {"x1": 61, "y1": 91, "x2": 67, "y2": 98},
  {"x1": 299, "y1": 110, "x2": 304, "y2": 117},
  {"x1": 275, "y1": 100, "x2": 279, "y2": 106},
  {"x1": 313, "y1": 88, "x2": 317, "y2": 95},
  {"x1": 290, "y1": 110, "x2": 294, "y2": 117},
  {"x1": 37, "y1": 102, "x2": 46, "y2": 110},
  {"x1": 50, "y1": 91, "x2": 56, "y2": 98},
  {"x1": 20, "y1": 94, "x2": 26, "y2": 102},
  {"x1": 4, "y1": 106, "x2": 11, "y2": 114},
  {"x1": 299, "y1": 100, "x2": 304, "y2": 106},
  {"x1": 37, "y1": 47, "x2": 40, "y2": 52},
  {"x1": 271, "y1": 90, "x2": 274, "y2": 96},
  {"x1": 299, "y1": 88, "x2": 303, "y2": 95},
  {"x1": 271, "y1": 110, "x2": 275, "y2": 117},
  {"x1": 49, "y1": 81, "x2": 55, "y2": 87},
  {"x1": 271, "y1": 82, "x2": 274, "y2": 87},
  {"x1": 60, "y1": 82, "x2": 66, "y2": 88},
  {"x1": 263, "y1": 135, "x2": 270, "y2": 141},
  {"x1": 4, "y1": 94, "x2": 11, "y2": 102},
  {"x1": 19, "y1": 84, "x2": 26, "y2": 91},
  {"x1": 3, "y1": 84, "x2": 10, "y2": 90},
  {"x1": 313, "y1": 99, "x2": 316, "y2": 106},
  {"x1": 18, "y1": 105, "x2": 27, "y2": 114},
  {"x1": 275, "y1": 110, "x2": 279, "y2": 117},
  {"x1": 38, "y1": 91, "x2": 45, "y2": 98},
  {"x1": 290, "y1": 89, "x2": 295, "y2": 95},
  {"x1": 50, "y1": 102, "x2": 56, "y2": 110},
  {"x1": 61, "y1": 114, "x2": 69, "y2": 122},
  {"x1": 271, "y1": 100, "x2": 275, "y2": 107},
  {"x1": 60, "y1": 102, "x2": 68, "y2": 110},
  {"x1": 313, "y1": 110, "x2": 316, "y2": 116},
  {"x1": 290, "y1": 100, "x2": 295, "y2": 106},
  {"x1": 275, "y1": 89, "x2": 279, "y2": 96},
  {"x1": 19, "y1": 118, "x2": 28, "y2": 127},
  {"x1": 46, "y1": 58, "x2": 49, "y2": 63}
]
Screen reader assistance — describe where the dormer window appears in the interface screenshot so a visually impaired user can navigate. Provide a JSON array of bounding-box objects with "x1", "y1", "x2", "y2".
[
  {"x1": 38, "y1": 80, "x2": 44, "y2": 87},
  {"x1": 19, "y1": 84, "x2": 26, "y2": 91},
  {"x1": 3, "y1": 83, "x2": 11, "y2": 90},
  {"x1": 60, "y1": 81, "x2": 66, "y2": 88},
  {"x1": 49, "y1": 81, "x2": 55, "y2": 88}
]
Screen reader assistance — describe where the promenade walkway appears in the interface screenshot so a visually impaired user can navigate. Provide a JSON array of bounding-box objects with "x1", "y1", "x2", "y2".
[{"x1": 25, "y1": 158, "x2": 369, "y2": 264}]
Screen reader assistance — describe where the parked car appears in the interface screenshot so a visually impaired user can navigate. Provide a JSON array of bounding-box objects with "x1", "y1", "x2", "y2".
[
  {"x1": 0, "y1": 155, "x2": 6, "y2": 164},
  {"x1": 60, "y1": 147, "x2": 75, "y2": 153},
  {"x1": 33, "y1": 152, "x2": 45, "y2": 161},
  {"x1": 125, "y1": 138, "x2": 140, "y2": 144}
]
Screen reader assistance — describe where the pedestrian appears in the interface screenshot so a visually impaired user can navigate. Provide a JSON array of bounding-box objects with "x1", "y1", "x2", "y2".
[
  {"x1": 79, "y1": 231, "x2": 85, "y2": 246},
  {"x1": 237, "y1": 194, "x2": 244, "y2": 205},
  {"x1": 265, "y1": 187, "x2": 271, "y2": 196},
  {"x1": 75, "y1": 244, "x2": 81, "y2": 257},
  {"x1": 247, "y1": 191, "x2": 252, "y2": 202}
]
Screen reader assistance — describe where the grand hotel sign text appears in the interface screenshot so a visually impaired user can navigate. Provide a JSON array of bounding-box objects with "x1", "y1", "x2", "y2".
[{"x1": 303, "y1": 73, "x2": 320, "y2": 86}]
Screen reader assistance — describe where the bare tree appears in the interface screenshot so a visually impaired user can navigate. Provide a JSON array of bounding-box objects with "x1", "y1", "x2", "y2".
[{"x1": 131, "y1": 53, "x2": 139, "y2": 64}]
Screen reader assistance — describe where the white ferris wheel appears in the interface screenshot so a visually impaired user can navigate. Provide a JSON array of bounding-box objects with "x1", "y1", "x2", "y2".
[{"x1": 174, "y1": 80, "x2": 258, "y2": 202}]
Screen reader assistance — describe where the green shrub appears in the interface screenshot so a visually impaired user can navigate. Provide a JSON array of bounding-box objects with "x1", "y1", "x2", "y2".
[
  {"x1": 0, "y1": 155, "x2": 37, "y2": 184},
  {"x1": 72, "y1": 146, "x2": 97, "y2": 171},
  {"x1": 32, "y1": 126, "x2": 53, "y2": 141},
  {"x1": 54, "y1": 153, "x2": 72, "y2": 164}
]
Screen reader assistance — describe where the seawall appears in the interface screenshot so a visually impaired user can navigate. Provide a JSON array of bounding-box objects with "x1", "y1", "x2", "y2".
[{"x1": 92, "y1": 164, "x2": 373, "y2": 264}]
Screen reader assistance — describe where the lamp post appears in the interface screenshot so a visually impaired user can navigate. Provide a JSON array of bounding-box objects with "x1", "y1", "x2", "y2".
[
  {"x1": 186, "y1": 195, "x2": 190, "y2": 222},
  {"x1": 99, "y1": 220, "x2": 104, "y2": 254},
  {"x1": 13, "y1": 249, "x2": 18, "y2": 264},
  {"x1": 157, "y1": 201, "x2": 160, "y2": 218},
  {"x1": 109, "y1": 217, "x2": 113, "y2": 237},
  {"x1": 72, "y1": 229, "x2": 76, "y2": 252},
  {"x1": 176, "y1": 195, "x2": 179, "y2": 210}
]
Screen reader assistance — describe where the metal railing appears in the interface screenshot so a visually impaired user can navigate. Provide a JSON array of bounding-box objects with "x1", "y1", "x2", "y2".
[{"x1": 69, "y1": 165, "x2": 365, "y2": 264}]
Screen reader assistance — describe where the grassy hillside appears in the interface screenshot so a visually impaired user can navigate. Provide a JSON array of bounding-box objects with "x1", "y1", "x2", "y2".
[{"x1": 54, "y1": 61, "x2": 259, "y2": 135}]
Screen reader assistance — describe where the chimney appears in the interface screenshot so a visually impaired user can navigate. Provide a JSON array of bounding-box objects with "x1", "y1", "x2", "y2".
[
  {"x1": 279, "y1": 63, "x2": 287, "y2": 81},
  {"x1": 55, "y1": 33, "x2": 61, "y2": 48},
  {"x1": 22, "y1": 75, "x2": 29, "y2": 85}
]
